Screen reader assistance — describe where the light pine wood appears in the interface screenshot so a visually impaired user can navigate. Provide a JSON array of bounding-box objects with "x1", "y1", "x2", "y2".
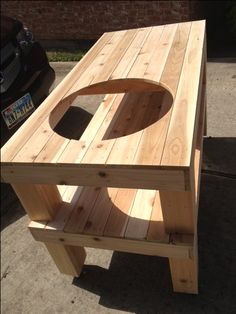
[
  {"x1": 144, "y1": 23, "x2": 178, "y2": 83},
  {"x1": 66, "y1": 30, "x2": 128, "y2": 95},
  {"x1": 46, "y1": 186, "x2": 83, "y2": 231},
  {"x1": 91, "y1": 29, "x2": 138, "y2": 84},
  {"x1": 12, "y1": 183, "x2": 62, "y2": 221},
  {"x1": 159, "y1": 190, "x2": 195, "y2": 234},
  {"x1": 63, "y1": 187, "x2": 102, "y2": 233},
  {"x1": 161, "y1": 21, "x2": 205, "y2": 167},
  {"x1": 30, "y1": 226, "x2": 193, "y2": 260},
  {"x1": 1, "y1": 21, "x2": 206, "y2": 294},
  {"x1": 133, "y1": 91, "x2": 172, "y2": 165},
  {"x1": 169, "y1": 256, "x2": 198, "y2": 294},
  {"x1": 169, "y1": 236, "x2": 198, "y2": 294},
  {"x1": 2, "y1": 164, "x2": 186, "y2": 190},
  {"x1": 110, "y1": 27, "x2": 152, "y2": 80},
  {"x1": 57, "y1": 94, "x2": 117, "y2": 164},
  {"x1": 127, "y1": 26, "x2": 164, "y2": 79},
  {"x1": 83, "y1": 187, "x2": 118, "y2": 235},
  {"x1": 160, "y1": 22, "x2": 192, "y2": 95},
  {"x1": 94, "y1": 93, "x2": 128, "y2": 140},
  {"x1": 45, "y1": 243, "x2": 86, "y2": 277},
  {"x1": 147, "y1": 191, "x2": 169, "y2": 243},
  {"x1": 125, "y1": 189, "x2": 156, "y2": 240},
  {"x1": 104, "y1": 188, "x2": 137, "y2": 237}
]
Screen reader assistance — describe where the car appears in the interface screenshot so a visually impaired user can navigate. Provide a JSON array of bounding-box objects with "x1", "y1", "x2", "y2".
[{"x1": 0, "y1": 15, "x2": 55, "y2": 146}]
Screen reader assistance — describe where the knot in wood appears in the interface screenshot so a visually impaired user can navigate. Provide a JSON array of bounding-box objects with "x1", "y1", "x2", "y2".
[{"x1": 98, "y1": 171, "x2": 107, "y2": 178}]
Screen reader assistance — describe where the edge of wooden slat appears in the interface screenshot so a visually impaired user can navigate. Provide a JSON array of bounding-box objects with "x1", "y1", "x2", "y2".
[
  {"x1": 160, "y1": 20, "x2": 206, "y2": 168},
  {"x1": 29, "y1": 226, "x2": 193, "y2": 259}
]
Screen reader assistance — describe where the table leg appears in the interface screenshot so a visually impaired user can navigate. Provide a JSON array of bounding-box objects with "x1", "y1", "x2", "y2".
[
  {"x1": 12, "y1": 183, "x2": 86, "y2": 276},
  {"x1": 159, "y1": 191, "x2": 195, "y2": 234},
  {"x1": 12, "y1": 183, "x2": 62, "y2": 221},
  {"x1": 45, "y1": 243, "x2": 86, "y2": 277},
  {"x1": 159, "y1": 190, "x2": 198, "y2": 294},
  {"x1": 169, "y1": 249, "x2": 198, "y2": 294}
]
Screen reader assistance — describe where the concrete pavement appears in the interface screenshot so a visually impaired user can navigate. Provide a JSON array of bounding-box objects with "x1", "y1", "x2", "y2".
[{"x1": 1, "y1": 60, "x2": 236, "y2": 314}]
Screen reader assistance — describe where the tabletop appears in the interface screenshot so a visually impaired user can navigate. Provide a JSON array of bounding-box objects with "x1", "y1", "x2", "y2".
[{"x1": 1, "y1": 20, "x2": 206, "y2": 191}]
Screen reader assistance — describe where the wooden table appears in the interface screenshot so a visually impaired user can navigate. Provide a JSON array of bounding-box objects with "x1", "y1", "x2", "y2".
[{"x1": 1, "y1": 20, "x2": 206, "y2": 294}]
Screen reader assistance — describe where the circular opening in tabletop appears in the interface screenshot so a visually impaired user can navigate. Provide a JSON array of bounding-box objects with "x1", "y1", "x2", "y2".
[{"x1": 49, "y1": 80, "x2": 173, "y2": 141}]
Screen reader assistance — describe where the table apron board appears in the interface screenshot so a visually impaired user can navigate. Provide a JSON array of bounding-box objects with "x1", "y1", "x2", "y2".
[
  {"x1": 29, "y1": 225, "x2": 194, "y2": 260},
  {"x1": 1, "y1": 164, "x2": 191, "y2": 191}
]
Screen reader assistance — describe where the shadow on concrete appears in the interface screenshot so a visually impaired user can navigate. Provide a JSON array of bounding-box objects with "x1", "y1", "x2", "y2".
[
  {"x1": 1, "y1": 183, "x2": 25, "y2": 231},
  {"x1": 72, "y1": 137, "x2": 236, "y2": 313},
  {"x1": 202, "y1": 137, "x2": 236, "y2": 177},
  {"x1": 54, "y1": 106, "x2": 93, "y2": 140}
]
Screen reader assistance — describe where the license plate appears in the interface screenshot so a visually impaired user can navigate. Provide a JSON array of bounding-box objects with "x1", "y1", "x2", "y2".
[{"x1": 1, "y1": 93, "x2": 35, "y2": 129}]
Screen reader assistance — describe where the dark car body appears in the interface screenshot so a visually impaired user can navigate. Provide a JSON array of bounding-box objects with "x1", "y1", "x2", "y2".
[{"x1": 0, "y1": 16, "x2": 55, "y2": 146}]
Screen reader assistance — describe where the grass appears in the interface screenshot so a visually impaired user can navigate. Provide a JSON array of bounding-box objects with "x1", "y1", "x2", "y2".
[{"x1": 46, "y1": 50, "x2": 85, "y2": 62}]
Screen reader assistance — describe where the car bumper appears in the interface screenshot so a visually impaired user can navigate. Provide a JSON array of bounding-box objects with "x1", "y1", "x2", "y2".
[{"x1": 1, "y1": 63, "x2": 55, "y2": 146}]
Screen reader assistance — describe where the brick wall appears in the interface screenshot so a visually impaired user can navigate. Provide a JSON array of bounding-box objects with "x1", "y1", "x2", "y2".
[{"x1": 1, "y1": 1, "x2": 203, "y2": 40}]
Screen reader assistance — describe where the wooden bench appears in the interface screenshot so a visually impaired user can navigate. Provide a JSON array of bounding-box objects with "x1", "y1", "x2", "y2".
[{"x1": 1, "y1": 20, "x2": 206, "y2": 294}]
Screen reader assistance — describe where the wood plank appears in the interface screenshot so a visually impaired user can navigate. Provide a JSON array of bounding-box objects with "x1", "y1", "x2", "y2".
[
  {"x1": 1, "y1": 31, "x2": 114, "y2": 162},
  {"x1": 11, "y1": 183, "x2": 62, "y2": 221},
  {"x1": 91, "y1": 29, "x2": 138, "y2": 84},
  {"x1": 144, "y1": 23, "x2": 178, "y2": 82},
  {"x1": 45, "y1": 243, "x2": 86, "y2": 277},
  {"x1": 127, "y1": 26, "x2": 164, "y2": 79},
  {"x1": 63, "y1": 187, "x2": 101, "y2": 233},
  {"x1": 161, "y1": 20, "x2": 206, "y2": 167},
  {"x1": 77, "y1": 78, "x2": 163, "y2": 95},
  {"x1": 13, "y1": 122, "x2": 63, "y2": 162},
  {"x1": 105, "y1": 130, "x2": 145, "y2": 165},
  {"x1": 103, "y1": 92, "x2": 143, "y2": 139},
  {"x1": 110, "y1": 27, "x2": 152, "y2": 80},
  {"x1": 104, "y1": 188, "x2": 137, "y2": 237},
  {"x1": 133, "y1": 91, "x2": 172, "y2": 165},
  {"x1": 94, "y1": 93, "x2": 128, "y2": 140},
  {"x1": 81, "y1": 140, "x2": 115, "y2": 164},
  {"x1": 46, "y1": 186, "x2": 83, "y2": 231},
  {"x1": 83, "y1": 187, "x2": 118, "y2": 235},
  {"x1": 35, "y1": 93, "x2": 115, "y2": 165},
  {"x1": 160, "y1": 22, "x2": 192, "y2": 95},
  {"x1": 169, "y1": 235, "x2": 198, "y2": 294},
  {"x1": 105, "y1": 92, "x2": 157, "y2": 140},
  {"x1": 35, "y1": 134, "x2": 70, "y2": 163},
  {"x1": 57, "y1": 94, "x2": 117, "y2": 164},
  {"x1": 159, "y1": 189, "x2": 195, "y2": 234},
  {"x1": 193, "y1": 75, "x2": 206, "y2": 214},
  {"x1": 169, "y1": 256, "x2": 198, "y2": 294},
  {"x1": 66, "y1": 30, "x2": 127, "y2": 95},
  {"x1": 30, "y1": 226, "x2": 193, "y2": 259},
  {"x1": 125, "y1": 189, "x2": 156, "y2": 240},
  {"x1": 2, "y1": 164, "x2": 186, "y2": 191},
  {"x1": 134, "y1": 22, "x2": 191, "y2": 166},
  {"x1": 147, "y1": 191, "x2": 169, "y2": 242},
  {"x1": 106, "y1": 92, "x2": 158, "y2": 165}
]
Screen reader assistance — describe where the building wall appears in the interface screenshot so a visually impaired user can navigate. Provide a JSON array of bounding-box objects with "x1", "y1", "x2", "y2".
[{"x1": 1, "y1": 1, "x2": 203, "y2": 40}]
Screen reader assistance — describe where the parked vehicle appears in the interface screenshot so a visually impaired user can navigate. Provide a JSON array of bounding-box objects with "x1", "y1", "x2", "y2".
[{"x1": 1, "y1": 15, "x2": 55, "y2": 146}]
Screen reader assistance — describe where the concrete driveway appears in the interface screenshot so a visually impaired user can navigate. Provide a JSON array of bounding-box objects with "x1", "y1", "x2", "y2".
[{"x1": 1, "y1": 60, "x2": 236, "y2": 314}]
